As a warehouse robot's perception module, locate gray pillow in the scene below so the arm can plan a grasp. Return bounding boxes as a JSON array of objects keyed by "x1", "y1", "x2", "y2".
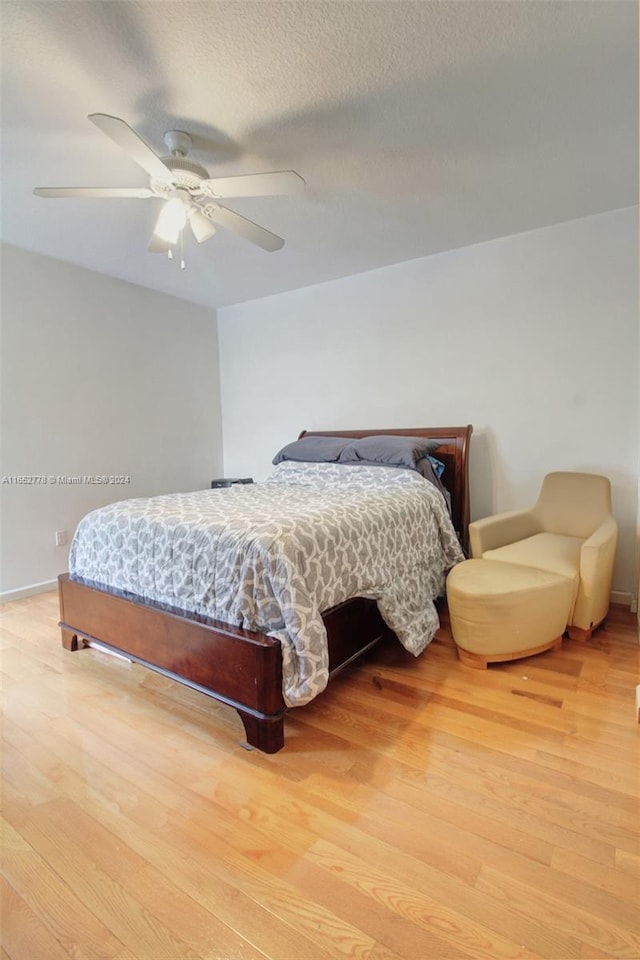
[
  {"x1": 272, "y1": 436, "x2": 349, "y2": 465},
  {"x1": 338, "y1": 435, "x2": 441, "y2": 468}
]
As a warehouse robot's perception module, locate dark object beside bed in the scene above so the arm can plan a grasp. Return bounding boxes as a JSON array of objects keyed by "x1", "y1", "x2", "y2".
[{"x1": 58, "y1": 425, "x2": 472, "y2": 753}]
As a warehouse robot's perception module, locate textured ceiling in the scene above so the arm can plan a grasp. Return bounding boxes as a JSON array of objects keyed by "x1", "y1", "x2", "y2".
[{"x1": 1, "y1": 1, "x2": 637, "y2": 309}]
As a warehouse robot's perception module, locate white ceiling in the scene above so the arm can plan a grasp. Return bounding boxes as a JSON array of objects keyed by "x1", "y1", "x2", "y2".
[{"x1": 1, "y1": 1, "x2": 637, "y2": 309}]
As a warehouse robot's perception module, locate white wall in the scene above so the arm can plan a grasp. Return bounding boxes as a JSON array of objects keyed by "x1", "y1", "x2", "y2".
[
  {"x1": 0, "y1": 244, "x2": 222, "y2": 597},
  {"x1": 218, "y1": 207, "x2": 638, "y2": 597}
]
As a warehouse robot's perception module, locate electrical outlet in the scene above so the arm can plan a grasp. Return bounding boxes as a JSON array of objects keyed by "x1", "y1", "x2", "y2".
[{"x1": 55, "y1": 529, "x2": 68, "y2": 547}]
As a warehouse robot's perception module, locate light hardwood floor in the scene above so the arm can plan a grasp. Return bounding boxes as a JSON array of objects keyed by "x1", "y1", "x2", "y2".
[{"x1": 1, "y1": 591, "x2": 639, "y2": 960}]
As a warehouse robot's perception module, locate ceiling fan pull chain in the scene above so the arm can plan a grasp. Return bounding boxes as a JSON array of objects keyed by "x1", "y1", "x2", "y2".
[{"x1": 180, "y1": 230, "x2": 186, "y2": 270}]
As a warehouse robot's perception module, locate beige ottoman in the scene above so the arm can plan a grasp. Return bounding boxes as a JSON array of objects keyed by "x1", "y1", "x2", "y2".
[{"x1": 446, "y1": 559, "x2": 575, "y2": 669}]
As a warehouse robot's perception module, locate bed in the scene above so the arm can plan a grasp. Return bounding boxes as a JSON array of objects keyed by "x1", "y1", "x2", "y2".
[{"x1": 58, "y1": 425, "x2": 472, "y2": 753}]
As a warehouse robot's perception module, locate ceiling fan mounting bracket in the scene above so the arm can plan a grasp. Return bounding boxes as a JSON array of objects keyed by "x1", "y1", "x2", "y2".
[{"x1": 163, "y1": 130, "x2": 192, "y2": 157}]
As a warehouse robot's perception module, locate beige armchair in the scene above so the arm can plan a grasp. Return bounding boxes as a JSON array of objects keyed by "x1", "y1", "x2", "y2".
[{"x1": 469, "y1": 472, "x2": 617, "y2": 640}]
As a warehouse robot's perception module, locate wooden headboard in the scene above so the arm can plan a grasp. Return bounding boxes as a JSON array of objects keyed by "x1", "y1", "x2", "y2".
[{"x1": 298, "y1": 425, "x2": 473, "y2": 551}]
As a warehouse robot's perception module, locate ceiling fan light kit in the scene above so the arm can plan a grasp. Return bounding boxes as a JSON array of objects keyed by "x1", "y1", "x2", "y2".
[
  {"x1": 33, "y1": 113, "x2": 305, "y2": 261},
  {"x1": 153, "y1": 191, "x2": 189, "y2": 245},
  {"x1": 188, "y1": 207, "x2": 217, "y2": 244}
]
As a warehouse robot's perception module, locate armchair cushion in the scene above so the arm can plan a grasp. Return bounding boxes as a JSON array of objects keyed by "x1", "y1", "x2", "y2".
[
  {"x1": 483, "y1": 533, "x2": 582, "y2": 585},
  {"x1": 534, "y1": 472, "x2": 613, "y2": 539}
]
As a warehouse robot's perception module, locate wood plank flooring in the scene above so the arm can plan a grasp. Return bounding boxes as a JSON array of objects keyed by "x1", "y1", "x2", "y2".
[{"x1": 1, "y1": 592, "x2": 638, "y2": 960}]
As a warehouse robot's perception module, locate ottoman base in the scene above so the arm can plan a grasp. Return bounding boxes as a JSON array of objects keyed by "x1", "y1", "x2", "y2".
[{"x1": 456, "y1": 635, "x2": 563, "y2": 670}]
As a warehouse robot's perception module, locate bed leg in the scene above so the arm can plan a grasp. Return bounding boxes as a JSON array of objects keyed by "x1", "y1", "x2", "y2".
[
  {"x1": 61, "y1": 628, "x2": 79, "y2": 651},
  {"x1": 237, "y1": 710, "x2": 285, "y2": 754}
]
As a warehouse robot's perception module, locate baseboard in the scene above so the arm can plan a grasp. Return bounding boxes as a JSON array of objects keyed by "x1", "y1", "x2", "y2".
[
  {"x1": 611, "y1": 590, "x2": 634, "y2": 609},
  {"x1": 0, "y1": 579, "x2": 58, "y2": 604}
]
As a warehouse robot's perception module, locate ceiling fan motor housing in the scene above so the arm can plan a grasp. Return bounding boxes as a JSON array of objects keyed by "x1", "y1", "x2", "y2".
[{"x1": 151, "y1": 157, "x2": 210, "y2": 195}]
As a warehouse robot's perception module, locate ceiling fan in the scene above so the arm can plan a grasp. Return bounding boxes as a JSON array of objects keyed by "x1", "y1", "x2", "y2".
[{"x1": 33, "y1": 113, "x2": 305, "y2": 255}]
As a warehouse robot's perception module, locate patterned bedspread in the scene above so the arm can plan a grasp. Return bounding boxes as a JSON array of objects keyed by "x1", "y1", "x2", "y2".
[{"x1": 69, "y1": 462, "x2": 464, "y2": 706}]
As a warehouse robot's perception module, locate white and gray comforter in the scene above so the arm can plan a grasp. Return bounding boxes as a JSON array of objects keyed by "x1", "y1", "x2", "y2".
[{"x1": 69, "y1": 461, "x2": 464, "y2": 706}]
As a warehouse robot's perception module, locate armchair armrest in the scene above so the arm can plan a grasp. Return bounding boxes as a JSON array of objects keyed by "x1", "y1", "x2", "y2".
[
  {"x1": 469, "y1": 509, "x2": 540, "y2": 558},
  {"x1": 579, "y1": 518, "x2": 618, "y2": 588},
  {"x1": 572, "y1": 517, "x2": 618, "y2": 630}
]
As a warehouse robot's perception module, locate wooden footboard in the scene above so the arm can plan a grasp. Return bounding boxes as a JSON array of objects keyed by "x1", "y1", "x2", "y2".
[{"x1": 58, "y1": 574, "x2": 287, "y2": 752}]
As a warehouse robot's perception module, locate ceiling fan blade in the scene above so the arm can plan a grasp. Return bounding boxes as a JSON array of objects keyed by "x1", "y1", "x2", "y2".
[
  {"x1": 88, "y1": 113, "x2": 175, "y2": 182},
  {"x1": 188, "y1": 208, "x2": 216, "y2": 243},
  {"x1": 200, "y1": 171, "x2": 305, "y2": 199},
  {"x1": 33, "y1": 187, "x2": 154, "y2": 199},
  {"x1": 200, "y1": 203, "x2": 284, "y2": 252}
]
